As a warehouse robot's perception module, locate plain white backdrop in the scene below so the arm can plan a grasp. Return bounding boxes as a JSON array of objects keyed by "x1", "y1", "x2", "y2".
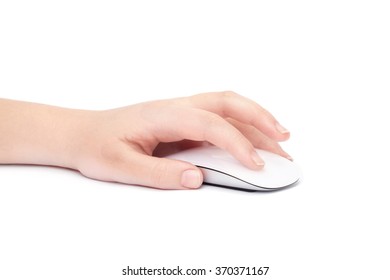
[{"x1": 1, "y1": 1, "x2": 389, "y2": 279}]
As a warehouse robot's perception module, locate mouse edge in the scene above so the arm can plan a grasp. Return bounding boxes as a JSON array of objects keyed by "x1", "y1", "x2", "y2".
[{"x1": 198, "y1": 166, "x2": 300, "y2": 191}]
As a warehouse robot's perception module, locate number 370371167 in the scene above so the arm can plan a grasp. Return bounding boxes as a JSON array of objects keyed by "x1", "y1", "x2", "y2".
[{"x1": 215, "y1": 267, "x2": 269, "y2": 276}]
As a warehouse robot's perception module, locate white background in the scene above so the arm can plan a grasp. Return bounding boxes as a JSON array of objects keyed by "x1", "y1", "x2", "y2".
[{"x1": 1, "y1": 1, "x2": 389, "y2": 279}]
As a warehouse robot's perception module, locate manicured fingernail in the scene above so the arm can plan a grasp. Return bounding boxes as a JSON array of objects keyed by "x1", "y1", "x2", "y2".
[
  {"x1": 181, "y1": 170, "x2": 202, "y2": 189},
  {"x1": 276, "y1": 122, "x2": 289, "y2": 134},
  {"x1": 251, "y1": 151, "x2": 265, "y2": 166}
]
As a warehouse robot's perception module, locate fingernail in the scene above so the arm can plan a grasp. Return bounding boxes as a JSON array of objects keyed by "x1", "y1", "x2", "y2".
[
  {"x1": 181, "y1": 170, "x2": 202, "y2": 189},
  {"x1": 276, "y1": 122, "x2": 289, "y2": 134},
  {"x1": 251, "y1": 151, "x2": 265, "y2": 166}
]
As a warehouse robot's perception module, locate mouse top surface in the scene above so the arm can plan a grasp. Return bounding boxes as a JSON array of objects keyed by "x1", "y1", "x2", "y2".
[{"x1": 165, "y1": 145, "x2": 300, "y2": 191}]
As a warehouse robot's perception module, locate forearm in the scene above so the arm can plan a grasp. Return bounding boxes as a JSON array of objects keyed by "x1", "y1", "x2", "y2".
[{"x1": 0, "y1": 98, "x2": 87, "y2": 168}]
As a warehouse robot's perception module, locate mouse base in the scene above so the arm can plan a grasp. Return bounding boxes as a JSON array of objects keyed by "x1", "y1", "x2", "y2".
[{"x1": 203, "y1": 179, "x2": 300, "y2": 192}]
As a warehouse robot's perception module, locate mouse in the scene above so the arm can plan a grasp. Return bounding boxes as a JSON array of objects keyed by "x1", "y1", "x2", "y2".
[{"x1": 165, "y1": 145, "x2": 300, "y2": 191}]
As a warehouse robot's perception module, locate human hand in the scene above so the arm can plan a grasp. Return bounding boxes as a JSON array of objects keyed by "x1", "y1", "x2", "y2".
[{"x1": 72, "y1": 91, "x2": 291, "y2": 190}]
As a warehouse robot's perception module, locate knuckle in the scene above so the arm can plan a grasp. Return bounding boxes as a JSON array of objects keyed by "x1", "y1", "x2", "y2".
[
  {"x1": 202, "y1": 114, "x2": 224, "y2": 138},
  {"x1": 216, "y1": 91, "x2": 239, "y2": 116},
  {"x1": 218, "y1": 90, "x2": 237, "y2": 98},
  {"x1": 230, "y1": 131, "x2": 248, "y2": 148},
  {"x1": 205, "y1": 114, "x2": 223, "y2": 126}
]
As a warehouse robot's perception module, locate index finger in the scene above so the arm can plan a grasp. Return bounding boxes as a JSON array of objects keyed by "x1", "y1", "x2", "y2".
[
  {"x1": 143, "y1": 105, "x2": 265, "y2": 170},
  {"x1": 183, "y1": 91, "x2": 290, "y2": 141}
]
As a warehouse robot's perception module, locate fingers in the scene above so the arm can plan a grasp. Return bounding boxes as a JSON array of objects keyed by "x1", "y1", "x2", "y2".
[
  {"x1": 145, "y1": 106, "x2": 265, "y2": 169},
  {"x1": 185, "y1": 91, "x2": 290, "y2": 142},
  {"x1": 226, "y1": 118, "x2": 293, "y2": 160}
]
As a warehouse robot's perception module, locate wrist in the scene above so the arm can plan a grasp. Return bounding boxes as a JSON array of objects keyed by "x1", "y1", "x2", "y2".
[
  {"x1": 0, "y1": 99, "x2": 93, "y2": 169},
  {"x1": 48, "y1": 108, "x2": 94, "y2": 170}
]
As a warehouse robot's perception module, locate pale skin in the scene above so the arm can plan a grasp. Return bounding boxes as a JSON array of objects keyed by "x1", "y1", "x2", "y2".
[{"x1": 0, "y1": 91, "x2": 291, "y2": 190}]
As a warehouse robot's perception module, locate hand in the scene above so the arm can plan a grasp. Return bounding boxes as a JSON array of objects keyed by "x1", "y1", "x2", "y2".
[
  {"x1": 73, "y1": 91, "x2": 291, "y2": 189},
  {"x1": 0, "y1": 91, "x2": 291, "y2": 190}
]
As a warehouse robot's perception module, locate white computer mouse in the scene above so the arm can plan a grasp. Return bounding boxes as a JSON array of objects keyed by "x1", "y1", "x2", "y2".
[{"x1": 165, "y1": 145, "x2": 300, "y2": 191}]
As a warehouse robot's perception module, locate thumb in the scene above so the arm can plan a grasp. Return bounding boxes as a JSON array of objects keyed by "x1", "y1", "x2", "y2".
[{"x1": 124, "y1": 153, "x2": 203, "y2": 190}]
